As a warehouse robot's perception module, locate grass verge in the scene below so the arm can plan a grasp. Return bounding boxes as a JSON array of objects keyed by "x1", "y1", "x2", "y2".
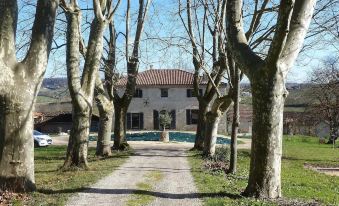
[
  {"x1": 188, "y1": 136, "x2": 339, "y2": 206},
  {"x1": 11, "y1": 146, "x2": 131, "y2": 206},
  {"x1": 126, "y1": 171, "x2": 164, "y2": 206}
]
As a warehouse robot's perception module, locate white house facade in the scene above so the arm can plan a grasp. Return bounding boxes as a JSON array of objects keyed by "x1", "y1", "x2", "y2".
[{"x1": 114, "y1": 69, "x2": 228, "y2": 133}]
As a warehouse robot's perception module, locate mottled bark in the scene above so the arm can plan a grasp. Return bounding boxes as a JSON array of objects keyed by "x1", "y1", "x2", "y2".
[
  {"x1": 0, "y1": 0, "x2": 58, "y2": 191},
  {"x1": 0, "y1": 92, "x2": 35, "y2": 192},
  {"x1": 243, "y1": 73, "x2": 286, "y2": 198},
  {"x1": 113, "y1": 105, "x2": 128, "y2": 150},
  {"x1": 95, "y1": 87, "x2": 113, "y2": 156},
  {"x1": 62, "y1": 108, "x2": 91, "y2": 169},
  {"x1": 203, "y1": 96, "x2": 233, "y2": 156},
  {"x1": 194, "y1": 102, "x2": 208, "y2": 150},
  {"x1": 203, "y1": 111, "x2": 221, "y2": 156}
]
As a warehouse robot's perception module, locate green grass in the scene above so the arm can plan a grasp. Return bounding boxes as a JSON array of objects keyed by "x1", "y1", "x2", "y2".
[
  {"x1": 22, "y1": 146, "x2": 131, "y2": 206},
  {"x1": 36, "y1": 95, "x2": 59, "y2": 103},
  {"x1": 126, "y1": 171, "x2": 164, "y2": 206},
  {"x1": 188, "y1": 136, "x2": 339, "y2": 206}
]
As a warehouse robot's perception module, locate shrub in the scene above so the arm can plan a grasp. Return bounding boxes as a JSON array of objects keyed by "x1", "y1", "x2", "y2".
[
  {"x1": 203, "y1": 146, "x2": 231, "y2": 174},
  {"x1": 159, "y1": 111, "x2": 172, "y2": 130}
]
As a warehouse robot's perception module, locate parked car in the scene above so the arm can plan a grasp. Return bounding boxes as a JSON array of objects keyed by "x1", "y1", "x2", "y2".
[{"x1": 33, "y1": 130, "x2": 53, "y2": 147}]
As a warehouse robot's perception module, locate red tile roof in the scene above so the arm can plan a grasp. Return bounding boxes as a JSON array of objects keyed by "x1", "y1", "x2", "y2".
[{"x1": 116, "y1": 69, "x2": 205, "y2": 86}]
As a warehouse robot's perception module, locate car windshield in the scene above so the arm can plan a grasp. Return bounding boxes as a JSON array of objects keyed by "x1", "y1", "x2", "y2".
[{"x1": 33, "y1": 130, "x2": 43, "y2": 135}]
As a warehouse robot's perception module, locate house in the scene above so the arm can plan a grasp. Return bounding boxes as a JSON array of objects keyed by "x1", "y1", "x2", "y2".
[
  {"x1": 226, "y1": 105, "x2": 253, "y2": 134},
  {"x1": 115, "y1": 69, "x2": 228, "y2": 133},
  {"x1": 283, "y1": 111, "x2": 333, "y2": 137}
]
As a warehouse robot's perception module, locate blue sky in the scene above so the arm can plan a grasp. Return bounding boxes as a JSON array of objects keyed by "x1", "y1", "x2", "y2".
[{"x1": 16, "y1": 0, "x2": 339, "y2": 83}]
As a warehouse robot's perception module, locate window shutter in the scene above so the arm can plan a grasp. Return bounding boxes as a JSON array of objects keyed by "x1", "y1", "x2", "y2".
[
  {"x1": 186, "y1": 110, "x2": 191, "y2": 125},
  {"x1": 140, "y1": 113, "x2": 144, "y2": 129},
  {"x1": 187, "y1": 89, "x2": 191, "y2": 97},
  {"x1": 140, "y1": 89, "x2": 143, "y2": 98},
  {"x1": 153, "y1": 110, "x2": 159, "y2": 130},
  {"x1": 171, "y1": 110, "x2": 176, "y2": 129},
  {"x1": 199, "y1": 89, "x2": 203, "y2": 96},
  {"x1": 126, "y1": 113, "x2": 131, "y2": 129}
]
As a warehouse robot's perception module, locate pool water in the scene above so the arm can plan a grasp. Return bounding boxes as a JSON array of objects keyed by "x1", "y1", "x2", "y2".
[{"x1": 90, "y1": 132, "x2": 230, "y2": 144}]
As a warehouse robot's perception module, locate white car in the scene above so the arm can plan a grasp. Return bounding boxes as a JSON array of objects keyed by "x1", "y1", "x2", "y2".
[{"x1": 33, "y1": 130, "x2": 53, "y2": 147}]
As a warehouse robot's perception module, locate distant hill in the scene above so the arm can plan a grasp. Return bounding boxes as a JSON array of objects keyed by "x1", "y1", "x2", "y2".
[{"x1": 42, "y1": 78, "x2": 68, "y2": 90}]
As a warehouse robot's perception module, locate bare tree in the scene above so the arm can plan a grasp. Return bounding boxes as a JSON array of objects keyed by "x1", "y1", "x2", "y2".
[
  {"x1": 112, "y1": 0, "x2": 151, "y2": 150},
  {"x1": 226, "y1": 0, "x2": 316, "y2": 199},
  {"x1": 0, "y1": 0, "x2": 59, "y2": 191},
  {"x1": 179, "y1": 0, "x2": 233, "y2": 152},
  {"x1": 95, "y1": 22, "x2": 117, "y2": 156},
  {"x1": 308, "y1": 56, "x2": 339, "y2": 144},
  {"x1": 60, "y1": 0, "x2": 119, "y2": 170}
]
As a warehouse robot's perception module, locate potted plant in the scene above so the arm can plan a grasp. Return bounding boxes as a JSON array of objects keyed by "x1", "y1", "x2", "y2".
[{"x1": 159, "y1": 111, "x2": 172, "y2": 142}]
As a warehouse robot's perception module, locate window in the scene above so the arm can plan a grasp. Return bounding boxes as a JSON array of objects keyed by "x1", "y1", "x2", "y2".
[
  {"x1": 133, "y1": 88, "x2": 143, "y2": 98},
  {"x1": 126, "y1": 113, "x2": 144, "y2": 129},
  {"x1": 161, "y1": 88, "x2": 168, "y2": 97},
  {"x1": 187, "y1": 89, "x2": 203, "y2": 97},
  {"x1": 186, "y1": 109, "x2": 199, "y2": 125}
]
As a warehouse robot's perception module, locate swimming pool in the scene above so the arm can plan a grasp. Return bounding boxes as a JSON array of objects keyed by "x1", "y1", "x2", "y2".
[{"x1": 89, "y1": 132, "x2": 230, "y2": 144}]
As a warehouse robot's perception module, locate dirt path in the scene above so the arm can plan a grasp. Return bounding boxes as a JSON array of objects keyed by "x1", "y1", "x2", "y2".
[{"x1": 66, "y1": 142, "x2": 202, "y2": 206}]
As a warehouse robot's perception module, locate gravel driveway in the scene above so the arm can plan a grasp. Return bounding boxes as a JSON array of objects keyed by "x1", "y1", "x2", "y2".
[{"x1": 66, "y1": 142, "x2": 202, "y2": 206}]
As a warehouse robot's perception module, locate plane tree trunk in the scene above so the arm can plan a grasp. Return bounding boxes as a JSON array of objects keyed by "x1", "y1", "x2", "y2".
[
  {"x1": 194, "y1": 102, "x2": 209, "y2": 150},
  {"x1": 0, "y1": 0, "x2": 58, "y2": 192},
  {"x1": 243, "y1": 71, "x2": 287, "y2": 198},
  {"x1": 95, "y1": 22, "x2": 117, "y2": 156},
  {"x1": 113, "y1": 96, "x2": 131, "y2": 150},
  {"x1": 96, "y1": 97, "x2": 113, "y2": 156},
  {"x1": 61, "y1": 1, "x2": 108, "y2": 170},
  {"x1": 203, "y1": 95, "x2": 233, "y2": 157},
  {"x1": 226, "y1": 0, "x2": 316, "y2": 198}
]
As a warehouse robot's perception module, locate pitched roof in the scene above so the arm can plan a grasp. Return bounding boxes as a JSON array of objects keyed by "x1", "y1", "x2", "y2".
[{"x1": 116, "y1": 69, "x2": 205, "y2": 86}]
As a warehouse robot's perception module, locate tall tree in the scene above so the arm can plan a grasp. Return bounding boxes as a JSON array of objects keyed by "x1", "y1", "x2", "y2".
[
  {"x1": 112, "y1": 0, "x2": 151, "y2": 150},
  {"x1": 60, "y1": 0, "x2": 119, "y2": 170},
  {"x1": 226, "y1": 0, "x2": 316, "y2": 198},
  {"x1": 308, "y1": 56, "x2": 339, "y2": 144},
  {"x1": 228, "y1": 62, "x2": 240, "y2": 174},
  {"x1": 95, "y1": 22, "x2": 117, "y2": 156},
  {"x1": 0, "y1": 0, "x2": 59, "y2": 191},
  {"x1": 179, "y1": 0, "x2": 233, "y2": 152}
]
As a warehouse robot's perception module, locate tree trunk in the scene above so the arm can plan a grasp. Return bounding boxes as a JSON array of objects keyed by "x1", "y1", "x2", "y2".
[
  {"x1": 0, "y1": 0, "x2": 58, "y2": 191},
  {"x1": 194, "y1": 102, "x2": 208, "y2": 150},
  {"x1": 113, "y1": 105, "x2": 129, "y2": 150},
  {"x1": 0, "y1": 93, "x2": 36, "y2": 192},
  {"x1": 96, "y1": 103, "x2": 113, "y2": 156},
  {"x1": 62, "y1": 7, "x2": 107, "y2": 169},
  {"x1": 203, "y1": 111, "x2": 221, "y2": 156},
  {"x1": 229, "y1": 68, "x2": 240, "y2": 174},
  {"x1": 243, "y1": 74, "x2": 286, "y2": 198},
  {"x1": 62, "y1": 107, "x2": 91, "y2": 170}
]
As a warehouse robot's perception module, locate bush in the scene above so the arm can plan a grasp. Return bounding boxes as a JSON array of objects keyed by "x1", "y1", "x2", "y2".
[
  {"x1": 159, "y1": 111, "x2": 172, "y2": 130},
  {"x1": 203, "y1": 146, "x2": 230, "y2": 174}
]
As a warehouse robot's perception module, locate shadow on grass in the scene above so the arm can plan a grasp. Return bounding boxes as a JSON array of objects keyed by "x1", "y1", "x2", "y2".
[{"x1": 38, "y1": 188, "x2": 242, "y2": 200}]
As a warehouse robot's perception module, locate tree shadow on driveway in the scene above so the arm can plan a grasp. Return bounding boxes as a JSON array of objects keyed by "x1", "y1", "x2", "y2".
[{"x1": 38, "y1": 187, "x2": 242, "y2": 200}]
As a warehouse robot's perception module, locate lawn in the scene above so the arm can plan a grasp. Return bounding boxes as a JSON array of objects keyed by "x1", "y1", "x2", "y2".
[
  {"x1": 188, "y1": 136, "x2": 339, "y2": 206},
  {"x1": 10, "y1": 146, "x2": 131, "y2": 206}
]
